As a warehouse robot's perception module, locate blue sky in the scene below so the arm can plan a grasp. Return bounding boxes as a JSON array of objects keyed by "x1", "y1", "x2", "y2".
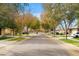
[{"x1": 28, "y1": 3, "x2": 43, "y2": 19}]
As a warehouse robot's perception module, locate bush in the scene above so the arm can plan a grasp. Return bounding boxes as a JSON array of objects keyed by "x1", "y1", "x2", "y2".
[
  {"x1": 56, "y1": 32, "x2": 59, "y2": 35},
  {"x1": 59, "y1": 33, "x2": 64, "y2": 35}
]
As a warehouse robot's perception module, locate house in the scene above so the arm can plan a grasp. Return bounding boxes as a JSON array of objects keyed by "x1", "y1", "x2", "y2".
[
  {"x1": 56, "y1": 26, "x2": 79, "y2": 35},
  {"x1": 68, "y1": 27, "x2": 79, "y2": 34},
  {"x1": 1, "y1": 28, "x2": 14, "y2": 35}
]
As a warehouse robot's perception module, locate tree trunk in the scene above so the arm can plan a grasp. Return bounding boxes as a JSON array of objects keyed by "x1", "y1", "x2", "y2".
[
  {"x1": 53, "y1": 27, "x2": 56, "y2": 37},
  {"x1": 65, "y1": 28, "x2": 67, "y2": 40},
  {"x1": 15, "y1": 29, "x2": 17, "y2": 35},
  {"x1": 27, "y1": 27, "x2": 29, "y2": 34},
  {"x1": 12, "y1": 29, "x2": 15, "y2": 36},
  {"x1": 64, "y1": 19, "x2": 68, "y2": 40},
  {"x1": 60, "y1": 23, "x2": 65, "y2": 32},
  {"x1": 0, "y1": 28, "x2": 1, "y2": 35}
]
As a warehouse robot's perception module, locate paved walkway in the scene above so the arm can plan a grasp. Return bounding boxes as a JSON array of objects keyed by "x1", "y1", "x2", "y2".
[{"x1": 0, "y1": 33, "x2": 79, "y2": 56}]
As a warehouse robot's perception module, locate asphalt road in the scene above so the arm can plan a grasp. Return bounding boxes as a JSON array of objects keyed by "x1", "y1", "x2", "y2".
[{"x1": 0, "y1": 33, "x2": 79, "y2": 56}]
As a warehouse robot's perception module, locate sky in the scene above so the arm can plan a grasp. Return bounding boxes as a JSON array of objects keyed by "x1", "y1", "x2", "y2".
[{"x1": 27, "y1": 3, "x2": 43, "y2": 19}]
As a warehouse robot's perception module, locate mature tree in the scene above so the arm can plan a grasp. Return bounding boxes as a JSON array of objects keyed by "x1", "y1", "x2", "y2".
[
  {"x1": 41, "y1": 12, "x2": 51, "y2": 32},
  {"x1": 0, "y1": 4, "x2": 18, "y2": 35},
  {"x1": 43, "y1": 3, "x2": 79, "y2": 39},
  {"x1": 42, "y1": 4, "x2": 62, "y2": 36},
  {"x1": 31, "y1": 16, "x2": 40, "y2": 33},
  {"x1": 14, "y1": 3, "x2": 31, "y2": 35},
  {"x1": 21, "y1": 12, "x2": 34, "y2": 34}
]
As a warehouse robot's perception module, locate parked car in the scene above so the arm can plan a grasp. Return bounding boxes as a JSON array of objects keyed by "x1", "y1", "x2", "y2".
[{"x1": 71, "y1": 32, "x2": 79, "y2": 38}]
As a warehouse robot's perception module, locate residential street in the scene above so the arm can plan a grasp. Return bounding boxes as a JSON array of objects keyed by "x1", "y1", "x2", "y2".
[{"x1": 0, "y1": 33, "x2": 79, "y2": 56}]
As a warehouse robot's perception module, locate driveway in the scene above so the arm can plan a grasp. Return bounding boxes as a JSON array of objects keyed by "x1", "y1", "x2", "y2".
[{"x1": 0, "y1": 33, "x2": 79, "y2": 56}]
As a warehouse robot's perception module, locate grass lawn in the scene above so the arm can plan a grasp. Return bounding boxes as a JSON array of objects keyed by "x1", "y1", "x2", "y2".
[
  {"x1": 74, "y1": 38, "x2": 79, "y2": 40},
  {"x1": 8, "y1": 37, "x2": 30, "y2": 42},
  {"x1": 8, "y1": 37, "x2": 25, "y2": 41},
  {"x1": 0, "y1": 35, "x2": 30, "y2": 42},
  {"x1": 61, "y1": 39, "x2": 79, "y2": 47},
  {"x1": 0, "y1": 36, "x2": 13, "y2": 40}
]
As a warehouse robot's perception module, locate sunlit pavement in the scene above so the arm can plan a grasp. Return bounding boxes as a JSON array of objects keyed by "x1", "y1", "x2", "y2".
[{"x1": 0, "y1": 33, "x2": 79, "y2": 56}]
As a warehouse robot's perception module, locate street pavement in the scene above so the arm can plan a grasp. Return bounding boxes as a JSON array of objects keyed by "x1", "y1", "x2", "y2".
[{"x1": 0, "y1": 33, "x2": 79, "y2": 56}]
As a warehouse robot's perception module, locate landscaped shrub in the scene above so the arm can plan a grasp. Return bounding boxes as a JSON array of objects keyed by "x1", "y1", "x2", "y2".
[{"x1": 56, "y1": 32, "x2": 59, "y2": 35}]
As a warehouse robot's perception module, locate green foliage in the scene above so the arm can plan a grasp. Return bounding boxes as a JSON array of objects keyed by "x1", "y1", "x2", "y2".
[
  {"x1": 42, "y1": 22, "x2": 50, "y2": 30},
  {"x1": 0, "y1": 3, "x2": 41, "y2": 35},
  {"x1": 43, "y1": 4, "x2": 79, "y2": 29},
  {"x1": 31, "y1": 19, "x2": 40, "y2": 30},
  {"x1": 0, "y1": 4, "x2": 18, "y2": 29}
]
